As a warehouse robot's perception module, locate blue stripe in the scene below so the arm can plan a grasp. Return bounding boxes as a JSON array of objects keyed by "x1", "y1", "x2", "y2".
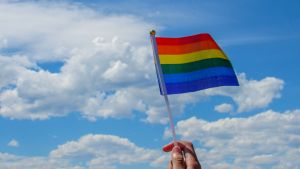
[
  {"x1": 163, "y1": 67, "x2": 236, "y2": 83},
  {"x1": 165, "y1": 76, "x2": 239, "y2": 95}
]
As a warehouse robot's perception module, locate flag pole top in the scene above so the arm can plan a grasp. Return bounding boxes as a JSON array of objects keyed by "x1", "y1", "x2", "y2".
[{"x1": 150, "y1": 30, "x2": 156, "y2": 36}]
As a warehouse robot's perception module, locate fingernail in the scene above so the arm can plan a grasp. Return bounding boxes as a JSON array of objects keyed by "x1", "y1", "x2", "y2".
[{"x1": 162, "y1": 143, "x2": 174, "y2": 152}]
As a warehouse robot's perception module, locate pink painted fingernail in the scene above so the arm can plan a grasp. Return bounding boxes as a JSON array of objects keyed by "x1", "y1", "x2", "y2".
[{"x1": 162, "y1": 143, "x2": 174, "y2": 152}]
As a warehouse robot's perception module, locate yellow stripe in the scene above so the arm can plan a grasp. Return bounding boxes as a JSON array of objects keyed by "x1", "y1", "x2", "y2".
[{"x1": 159, "y1": 49, "x2": 228, "y2": 64}]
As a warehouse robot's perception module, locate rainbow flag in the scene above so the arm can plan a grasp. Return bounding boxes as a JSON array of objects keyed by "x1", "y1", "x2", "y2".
[{"x1": 154, "y1": 33, "x2": 239, "y2": 95}]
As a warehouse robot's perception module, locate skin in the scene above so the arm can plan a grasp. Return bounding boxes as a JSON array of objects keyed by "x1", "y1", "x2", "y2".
[{"x1": 163, "y1": 141, "x2": 201, "y2": 169}]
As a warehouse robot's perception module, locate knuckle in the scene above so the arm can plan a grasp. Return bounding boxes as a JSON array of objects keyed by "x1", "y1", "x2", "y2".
[{"x1": 172, "y1": 153, "x2": 184, "y2": 161}]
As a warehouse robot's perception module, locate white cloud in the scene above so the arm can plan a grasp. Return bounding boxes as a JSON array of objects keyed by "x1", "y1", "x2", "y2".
[
  {"x1": 144, "y1": 107, "x2": 169, "y2": 124},
  {"x1": 0, "y1": 1, "x2": 285, "y2": 123},
  {"x1": 0, "y1": 1, "x2": 151, "y2": 61},
  {"x1": 102, "y1": 60, "x2": 128, "y2": 82},
  {"x1": 165, "y1": 109, "x2": 300, "y2": 169},
  {"x1": 214, "y1": 103, "x2": 233, "y2": 113},
  {"x1": 7, "y1": 139, "x2": 19, "y2": 147},
  {"x1": 50, "y1": 134, "x2": 161, "y2": 168},
  {"x1": 0, "y1": 152, "x2": 86, "y2": 169},
  {"x1": 2, "y1": 109, "x2": 300, "y2": 169},
  {"x1": 0, "y1": 55, "x2": 36, "y2": 88},
  {"x1": 0, "y1": 1, "x2": 159, "y2": 121},
  {"x1": 0, "y1": 134, "x2": 164, "y2": 169},
  {"x1": 0, "y1": 38, "x2": 8, "y2": 49},
  {"x1": 205, "y1": 73, "x2": 284, "y2": 113}
]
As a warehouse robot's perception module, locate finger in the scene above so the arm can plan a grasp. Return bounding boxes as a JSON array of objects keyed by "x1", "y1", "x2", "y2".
[
  {"x1": 171, "y1": 146, "x2": 185, "y2": 169},
  {"x1": 163, "y1": 141, "x2": 186, "y2": 152},
  {"x1": 168, "y1": 160, "x2": 172, "y2": 169},
  {"x1": 182, "y1": 142, "x2": 201, "y2": 169}
]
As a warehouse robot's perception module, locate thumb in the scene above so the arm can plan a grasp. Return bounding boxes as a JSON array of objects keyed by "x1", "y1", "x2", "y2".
[{"x1": 171, "y1": 146, "x2": 185, "y2": 169}]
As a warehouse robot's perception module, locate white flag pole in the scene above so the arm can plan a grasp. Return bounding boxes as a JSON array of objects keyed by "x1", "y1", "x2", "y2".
[{"x1": 150, "y1": 30, "x2": 177, "y2": 143}]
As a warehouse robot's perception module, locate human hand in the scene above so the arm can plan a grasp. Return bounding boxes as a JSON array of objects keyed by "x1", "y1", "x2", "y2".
[{"x1": 163, "y1": 141, "x2": 201, "y2": 169}]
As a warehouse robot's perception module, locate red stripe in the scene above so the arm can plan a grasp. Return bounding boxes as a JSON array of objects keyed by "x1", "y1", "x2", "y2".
[
  {"x1": 157, "y1": 40, "x2": 221, "y2": 55},
  {"x1": 156, "y1": 33, "x2": 214, "y2": 45}
]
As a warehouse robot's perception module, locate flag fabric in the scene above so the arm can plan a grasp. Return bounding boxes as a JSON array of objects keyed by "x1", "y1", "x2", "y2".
[{"x1": 155, "y1": 33, "x2": 239, "y2": 95}]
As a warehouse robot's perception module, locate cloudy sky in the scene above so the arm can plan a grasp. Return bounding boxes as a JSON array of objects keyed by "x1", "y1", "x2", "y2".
[{"x1": 0, "y1": 0, "x2": 299, "y2": 168}]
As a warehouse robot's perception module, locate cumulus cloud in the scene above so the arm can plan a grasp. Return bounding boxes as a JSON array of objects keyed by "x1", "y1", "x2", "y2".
[
  {"x1": 7, "y1": 139, "x2": 19, "y2": 147},
  {"x1": 206, "y1": 73, "x2": 284, "y2": 113},
  {"x1": 0, "y1": 134, "x2": 164, "y2": 169},
  {"x1": 0, "y1": 153, "x2": 76, "y2": 169},
  {"x1": 3, "y1": 110, "x2": 299, "y2": 169},
  {"x1": 0, "y1": 1, "x2": 158, "y2": 121},
  {"x1": 0, "y1": 55, "x2": 36, "y2": 88},
  {"x1": 50, "y1": 134, "x2": 161, "y2": 168},
  {"x1": 0, "y1": 38, "x2": 8, "y2": 49},
  {"x1": 0, "y1": 1, "x2": 151, "y2": 61},
  {"x1": 214, "y1": 103, "x2": 233, "y2": 113},
  {"x1": 165, "y1": 109, "x2": 300, "y2": 169},
  {"x1": 0, "y1": 1, "x2": 285, "y2": 123}
]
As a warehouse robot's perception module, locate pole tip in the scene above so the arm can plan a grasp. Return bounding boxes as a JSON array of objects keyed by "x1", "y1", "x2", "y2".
[{"x1": 150, "y1": 30, "x2": 156, "y2": 35}]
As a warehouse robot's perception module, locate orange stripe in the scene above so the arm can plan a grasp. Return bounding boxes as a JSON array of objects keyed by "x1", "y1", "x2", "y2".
[{"x1": 157, "y1": 40, "x2": 221, "y2": 55}]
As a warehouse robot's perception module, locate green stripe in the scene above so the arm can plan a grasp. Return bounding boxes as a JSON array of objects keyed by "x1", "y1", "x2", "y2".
[{"x1": 161, "y1": 58, "x2": 233, "y2": 74}]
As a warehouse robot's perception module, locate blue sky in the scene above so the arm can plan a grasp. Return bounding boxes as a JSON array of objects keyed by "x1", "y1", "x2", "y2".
[{"x1": 0, "y1": 0, "x2": 299, "y2": 169}]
